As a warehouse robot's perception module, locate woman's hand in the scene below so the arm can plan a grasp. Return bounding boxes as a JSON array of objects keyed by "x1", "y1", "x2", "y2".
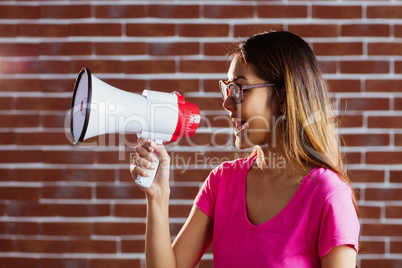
[{"x1": 130, "y1": 138, "x2": 171, "y2": 197}]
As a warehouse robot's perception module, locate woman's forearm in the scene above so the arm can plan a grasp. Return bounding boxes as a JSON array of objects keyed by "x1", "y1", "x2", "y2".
[{"x1": 145, "y1": 191, "x2": 176, "y2": 268}]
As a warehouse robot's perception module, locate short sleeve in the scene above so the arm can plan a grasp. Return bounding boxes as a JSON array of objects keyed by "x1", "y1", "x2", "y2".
[
  {"x1": 318, "y1": 188, "x2": 360, "y2": 258},
  {"x1": 194, "y1": 166, "x2": 221, "y2": 220}
]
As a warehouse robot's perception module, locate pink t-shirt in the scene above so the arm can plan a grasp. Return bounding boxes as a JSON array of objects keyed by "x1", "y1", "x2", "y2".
[{"x1": 194, "y1": 154, "x2": 360, "y2": 268}]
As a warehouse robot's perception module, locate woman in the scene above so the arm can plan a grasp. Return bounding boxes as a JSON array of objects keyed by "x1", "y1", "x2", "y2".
[{"x1": 130, "y1": 31, "x2": 360, "y2": 268}]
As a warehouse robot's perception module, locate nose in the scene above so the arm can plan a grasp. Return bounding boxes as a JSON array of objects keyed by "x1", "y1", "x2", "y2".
[{"x1": 222, "y1": 95, "x2": 236, "y2": 113}]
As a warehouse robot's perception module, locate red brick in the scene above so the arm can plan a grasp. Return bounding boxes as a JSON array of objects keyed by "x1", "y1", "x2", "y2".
[
  {"x1": 317, "y1": 60, "x2": 337, "y2": 74},
  {"x1": 178, "y1": 132, "x2": 231, "y2": 148},
  {"x1": 358, "y1": 206, "x2": 381, "y2": 219},
  {"x1": 0, "y1": 150, "x2": 43, "y2": 163},
  {"x1": 15, "y1": 239, "x2": 65, "y2": 253},
  {"x1": 234, "y1": 24, "x2": 283, "y2": 38},
  {"x1": 126, "y1": 23, "x2": 175, "y2": 37},
  {"x1": 170, "y1": 186, "x2": 200, "y2": 199},
  {"x1": 150, "y1": 4, "x2": 200, "y2": 18},
  {"x1": 366, "y1": 79, "x2": 402, "y2": 92},
  {"x1": 91, "y1": 259, "x2": 141, "y2": 268},
  {"x1": 71, "y1": 23, "x2": 121, "y2": 36},
  {"x1": 367, "y1": 6, "x2": 402, "y2": 18},
  {"x1": 114, "y1": 204, "x2": 146, "y2": 218},
  {"x1": 348, "y1": 169, "x2": 384, "y2": 183},
  {"x1": 149, "y1": 42, "x2": 199, "y2": 56},
  {"x1": 39, "y1": 258, "x2": 89, "y2": 268},
  {"x1": 7, "y1": 202, "x2": 58, "y2": 217},
  {"x1": 366, "y1": 188, "x2": 402, "y2": 201},
  {"x1": 93, "y1": 222, "x2": 145, "y2": 236},
  {"x1": 0, "y1": 97, "x2": 13, "y2": 110},
  {"x1": 180, "y1": 60, "x2": 229, "y2": 74},
  {"x1": 95, "y1": 42, "x2": 146, "y2": 55},
  {"x1": 369, "y1": 42, "x2": 402, "y2": 56},
  {"x1": 343, "y1": 152, "x2": 361, "y2": 165},
  {"x1": 360, "y1": 241, "x2": 385, "y2": 254},
  {"x1": 170, "y1": 204, "x2": 193, "y2": 218},
  {"x1": 362, "y1": 223, "x2": 402, "y2": 236},
  {"x1": 41, "y1": 222, "x2": 92, "y2": 236},
  {"x1": 0, "y1": 258, "x2": 37, "y2": 268},
  {"x1": 327, "y1": 79, "x2": 361, "y2": 93},
  {"x1": 96, "y1": 185, "x2": 143, "y2": 199},
  {"x1": 366, "y1": 152, "x2": 402, "y2": 165},
  {"x1": 19, "y1": 24, "x2": 68, "y2": 37},
  {"x1": 0, "y1": 132, "x2": 14, "y2": 145},
  {"x1": 16, "y1": 97, "x2": 70, "y2": 111},
  {"x1": 289, "y1": 24, "x2": 338, "y2": 38},
  {"x1": 149, "y1": 79, "x2": 199, "y2": 93},
  {"x1": 95, "y1": 5, "x2": 146, "y2": 18},
  {"x1": 0, "y1": 221, "x2": 38, "y2": 235},
  {"x1": 40, "y1": 5, "x2": 91, "y2": 19},
  {"x1": 121, "y1": 239, "x2": 144, "y2": 253},
  {"x1": 391, "y1": 241, "x2": 402, "y2": 253},
  {"x1": 0, "y1": 60, "x2": 70, "y2": 74},
  {"x1": 59, "y1": 204, "x2": 110, "y2": 217},
  {"x1": 204, "y1": 42, "x2": 238, "y2": 56},
  {"x1": 396, "y1": 25, "x2": 402, "y2": 37},
  {"x1": 338, "y1": 114, "x2": 360, "y2": 129},
  {"x1": 0, "y1": 24, "x2": 17, "y2": 37},
  {"x1": 313, "y1": 42, "x2": 362, "y2": 56},
  {"x1": 391, "y1": 171, "x2": 402, "y2": 183},
  {"x1": 125, "y1": 60, "x2": 176, "y2": 74},
  {"x1": 179, "y1": 24, "x2": 229, "y2": 37},
  {"x1": 340, "y1": 98, "x2": 389, "y2": 111},
  {"x1": 205, "y1": 5, "x2": 253, "y2": 18},
  {"x1": 41, "y1": 42, "x2": 92, "y2": 56},
  {"x1": 0, "y1": 43, "x2": 39, "y2": 57},
  {"x1": 396, "y1": 134, "x2": 402, "y2": 146},
  {"x1": 312, "y1": 5, "x2": 361, "y2": 19},
  {"x1": 341, "y1": 61, "x2": 389, "y2": 74},
  {"x1": 342, "y1": 24, "x2": 390, "y2": 37},
  {"x1": 0, "y1": 114, "x2": 40, "y2": 127},
  {"x1": 67, "y1": 239, "x2": 116, "y2": 253},
  {"x1": 0, "y1": 187, "x2": 40, "y2": 200},
  {"x1": 42, "y1": 186, "x2": 92, "y2": 199},
  {"x1": 72, "y1": 60, "x2": 123, "y2": 74},
  {"x1": 44, "y1": 150, "x2": 95, "y2": 164},
  {"x1": 43, "y1": 114, "x2": 67, "y2": 128},
  {"x1": 396, "y1": 61, "x2": 402, "y2": 73},
  {"x1": 0, "y1": 5, "x2": 39, "y2": 19},
  {"x1": 0, "y1": 239, "x2": 13, "y2": 251},
  {"x1": 0, "y1": 78, "x2": 40, "y2": 92},
  {"x1": 16, "y1": 132, "x2": 68, "y2": 146},
  {"x1": 66, "y1": 169, "x2": 115, "y2": 182},
  {"x1": 259, "y1": 5, "x2": 307, "y2": 18},
  {"x1": 368, "y1": 116, "x2": 402, "y2": 128},
  {"x1": 386, "y1": 206, "x2": 402, "y2": 219},
  {"x1": 14, "y1": 169, "x2": 63, "y2": 182}
]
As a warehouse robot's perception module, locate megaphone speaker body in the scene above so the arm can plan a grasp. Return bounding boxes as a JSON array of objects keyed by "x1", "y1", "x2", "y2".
[{"x1": 70, "y1": 68, "x2": 200, "y2": 188}]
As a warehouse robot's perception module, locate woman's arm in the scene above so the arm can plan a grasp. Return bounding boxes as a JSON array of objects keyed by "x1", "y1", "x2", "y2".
[
  {"x1": 131, "y1": 139, "x2": 213, "y2": 268},
  {"x1": 321, "y1": 245, "x2": 357, "y2": 268}
]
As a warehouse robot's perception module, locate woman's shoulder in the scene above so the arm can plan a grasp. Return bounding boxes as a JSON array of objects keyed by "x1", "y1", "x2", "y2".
[{"x1": 307, "y1": 166, "x2": 352, "y2": 197}]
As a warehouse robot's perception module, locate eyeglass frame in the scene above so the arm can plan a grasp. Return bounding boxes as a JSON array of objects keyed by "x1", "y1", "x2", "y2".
[{"x1": 219, "y1": 80, "x2": 277, "y2": 104}]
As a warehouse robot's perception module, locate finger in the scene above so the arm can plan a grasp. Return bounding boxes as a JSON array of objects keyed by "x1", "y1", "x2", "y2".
[
  {"x1": 137, "y1": 138, "x2": 154, "y2": 153},
  {"x1": 130, "y1": 163, "x2": 152, "y2": 178},
  {"x1": 134, "y1": 143, "x2": 157, "y2": 163}
]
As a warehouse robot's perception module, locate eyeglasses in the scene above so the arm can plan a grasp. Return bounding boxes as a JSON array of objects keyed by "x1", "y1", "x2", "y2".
[{"x1": 219, "y1": 80, "x2": 276, "y2": 104}]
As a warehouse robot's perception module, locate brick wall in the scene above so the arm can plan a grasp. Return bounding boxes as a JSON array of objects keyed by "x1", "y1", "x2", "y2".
[{"x1": 0, "y1": 1, "x2": 401, "y2": 267}]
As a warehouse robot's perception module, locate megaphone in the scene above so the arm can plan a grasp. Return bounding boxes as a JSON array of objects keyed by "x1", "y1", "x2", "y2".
[{"x1": 69, "y1": 67, "x2": 201, "y2": 188}]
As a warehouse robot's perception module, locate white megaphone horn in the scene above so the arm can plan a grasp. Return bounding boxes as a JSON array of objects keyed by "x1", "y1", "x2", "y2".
[{"x1": 69, "y1": 67, "x2": 201, "y2": 188}]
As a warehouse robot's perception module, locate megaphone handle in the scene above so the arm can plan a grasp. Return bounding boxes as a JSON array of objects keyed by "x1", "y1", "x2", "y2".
[{"x1": 135, "y1": 151, "x2": 160, "y2": 189}]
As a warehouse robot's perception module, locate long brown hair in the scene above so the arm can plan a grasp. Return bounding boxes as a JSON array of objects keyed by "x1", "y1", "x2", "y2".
[{"x1": 233, "y1": 31, "x2": 358, "y2": 215}]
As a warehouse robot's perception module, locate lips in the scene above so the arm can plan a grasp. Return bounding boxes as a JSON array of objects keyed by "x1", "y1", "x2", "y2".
[{"x1": 232, "y1": 118, "x2": 249, "y2": 135}]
